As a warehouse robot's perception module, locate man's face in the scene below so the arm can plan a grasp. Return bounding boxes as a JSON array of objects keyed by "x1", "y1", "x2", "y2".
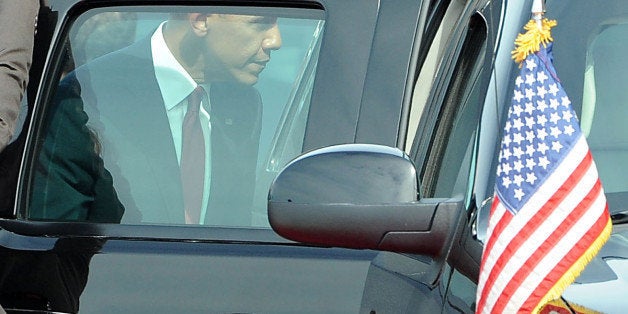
[{"x1": 203, "y1": 14, "x2": 282, "y2": 85}]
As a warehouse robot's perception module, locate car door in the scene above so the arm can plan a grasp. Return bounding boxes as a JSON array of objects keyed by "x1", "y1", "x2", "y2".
[{"x1": 0, "y1": 1, "x2": 362, "y2": 313}]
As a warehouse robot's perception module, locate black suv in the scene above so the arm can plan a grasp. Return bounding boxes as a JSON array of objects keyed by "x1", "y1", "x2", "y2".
[{"x1": 0, "y1": 0, "x2": 626, "y2": 313}]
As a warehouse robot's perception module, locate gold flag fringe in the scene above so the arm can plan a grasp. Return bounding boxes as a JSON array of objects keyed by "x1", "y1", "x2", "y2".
[{"x1": 511, "y1": 18, "x2": 557, "y2": 64}]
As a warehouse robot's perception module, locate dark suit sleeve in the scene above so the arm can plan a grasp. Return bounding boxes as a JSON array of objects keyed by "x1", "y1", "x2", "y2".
[
  {"x1": 30, "y1": 75, "x2": 124, "y2": 223},
  {"x1": 0, "y1": 0, "x2": 40, "y2": 152}
]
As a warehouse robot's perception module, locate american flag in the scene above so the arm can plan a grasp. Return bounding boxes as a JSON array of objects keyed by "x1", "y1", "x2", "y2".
[{"x1": 475, "y1": 43, "x2": 612, "y2": 313}]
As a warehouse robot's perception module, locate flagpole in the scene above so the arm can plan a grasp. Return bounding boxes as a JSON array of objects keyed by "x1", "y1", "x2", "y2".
[
  {"x1": 532, "y1": 0, "x2": 545, "y2": 28},
  {"x1": 511, "y1": 0, "x2": 555, "y2": 65}
]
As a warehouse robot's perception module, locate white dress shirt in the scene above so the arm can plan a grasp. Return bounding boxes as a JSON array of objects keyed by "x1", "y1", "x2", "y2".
[{"x1": 151, "y1": 22, "x2": 211, "y2": 223}]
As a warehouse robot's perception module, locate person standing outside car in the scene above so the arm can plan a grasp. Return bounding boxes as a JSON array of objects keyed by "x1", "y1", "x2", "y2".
[
  {"x1": 0, "y1": 0, "x2": 40, "y2": 153},
  {"x1": 156, "y1": 13, "x2": 283, "y2": 224},
  {"x1": 31, "y1": 12, "x2": 282, "y2": 225}
]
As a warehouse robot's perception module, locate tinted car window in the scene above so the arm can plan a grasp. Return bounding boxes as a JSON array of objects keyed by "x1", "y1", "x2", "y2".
[
  {"x1": 581, "y1": 23, "x2": 628, "y2": 209},
  {"x1": 26, "y1": 6, "x2": 324, "y2": 227},
  {"x1": 424, "y1": 16, "x2": 486, "y2": 200},
  {"x1": 409, "y1": 13, "x2": 487, "y2": 201}
]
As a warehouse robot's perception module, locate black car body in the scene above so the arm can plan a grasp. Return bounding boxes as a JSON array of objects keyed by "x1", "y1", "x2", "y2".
[{"x1": 0, "y1": 0, "x2": 626, "y2": 313}]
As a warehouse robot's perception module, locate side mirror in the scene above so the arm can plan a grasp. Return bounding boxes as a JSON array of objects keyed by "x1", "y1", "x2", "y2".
[{"x1": 268, "y1": 144, "x2": 464, "y2": 257}]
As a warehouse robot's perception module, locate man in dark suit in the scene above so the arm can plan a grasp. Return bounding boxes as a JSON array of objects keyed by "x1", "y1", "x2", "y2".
[{"x1": 30, "y1": 13, "x2": 282, "y2": 225}]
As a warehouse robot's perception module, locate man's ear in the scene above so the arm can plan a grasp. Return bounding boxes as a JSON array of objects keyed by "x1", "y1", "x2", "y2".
[{"x1": 188, "y1": 13, "x2": 209, "y2": 36}]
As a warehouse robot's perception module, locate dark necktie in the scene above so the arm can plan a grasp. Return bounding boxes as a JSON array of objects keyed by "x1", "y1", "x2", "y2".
[{"x1": 181, "y1": 86, "x2": 205, "y2": 224}]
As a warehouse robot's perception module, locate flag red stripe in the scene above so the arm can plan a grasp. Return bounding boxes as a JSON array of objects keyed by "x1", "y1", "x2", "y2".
[
  {"x1": 476, "y1": 197, "x2": 509, "y2": 312},
  {"x1": 494, "y1": 177, "x2": 602, "y2": 313},
  {"x1": 476, "y1": 197, "x2": 505, "y2": 296},
  {"x1": 477, "y1": 151, "x2": 591, "y2": 313},
  {"x1": 478, "y1": 197, "x2": 509, "y2": 273}
]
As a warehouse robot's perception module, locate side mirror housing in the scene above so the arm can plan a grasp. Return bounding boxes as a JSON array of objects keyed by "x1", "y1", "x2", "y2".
[{"x1": 268, "y1": 144, "x2": 464, "y2": 257}]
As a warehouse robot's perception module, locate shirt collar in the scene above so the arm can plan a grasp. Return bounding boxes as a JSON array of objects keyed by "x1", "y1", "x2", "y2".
[{"x1": 151, "y1": 21, "x2": 198, "y2": 110}]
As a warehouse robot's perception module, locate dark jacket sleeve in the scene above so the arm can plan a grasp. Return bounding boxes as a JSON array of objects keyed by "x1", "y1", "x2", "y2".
[{"x1": 29, "y1": 75, "x2": 124, "y2": 223}]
